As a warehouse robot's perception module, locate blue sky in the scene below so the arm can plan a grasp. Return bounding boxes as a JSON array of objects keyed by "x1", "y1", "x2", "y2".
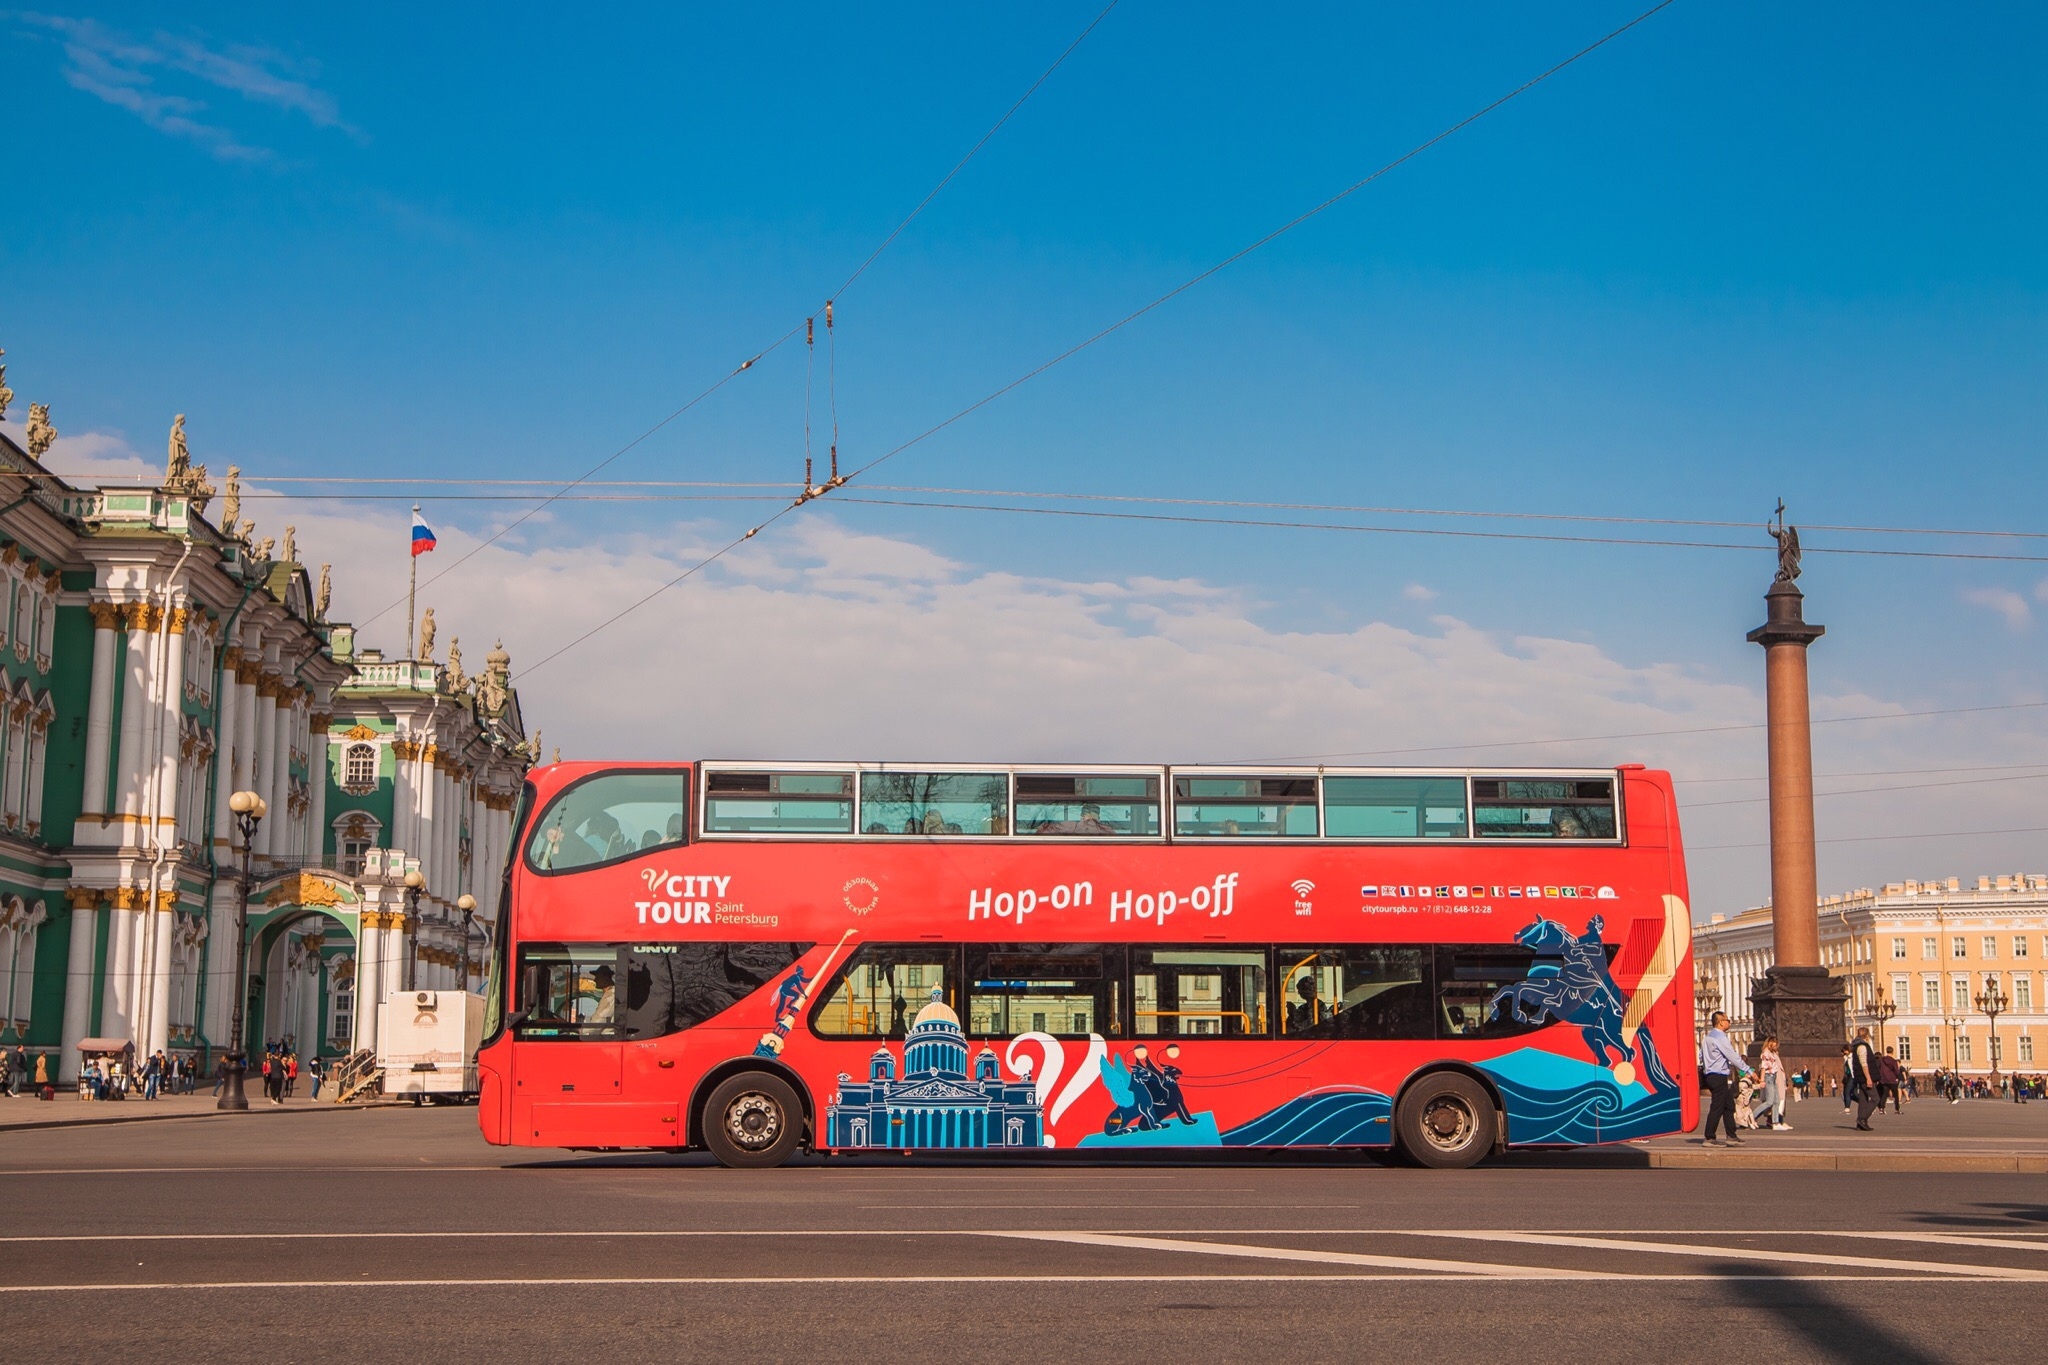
[{"x1": 5, "y1": 3, "x2": 2046, "y2": 912}]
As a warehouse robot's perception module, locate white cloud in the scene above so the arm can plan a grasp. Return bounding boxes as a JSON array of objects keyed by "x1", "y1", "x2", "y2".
[
  {"x1": 1401, "y1": 582, "x2": 1437, "y2": 603},
  {"x1": 1962, "y1": 586, "x2": 2031, "y2": 631},
  {"x1": 18, "y1": 15, "x2": 349, "y2": 161}
]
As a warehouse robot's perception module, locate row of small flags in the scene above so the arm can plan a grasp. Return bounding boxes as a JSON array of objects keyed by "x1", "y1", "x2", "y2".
[{"x1": 1361, "y1": 884, "x2": 1617, "y2": 900}]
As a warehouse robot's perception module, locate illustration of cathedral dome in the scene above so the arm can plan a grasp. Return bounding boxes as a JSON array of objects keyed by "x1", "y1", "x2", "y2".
[
  {"x1": 823, "y1": 984, "x2": 1045, "y2": 1151},
  {"x1": 904, "y1": 986, "x2": 968, "y2": 1078}
]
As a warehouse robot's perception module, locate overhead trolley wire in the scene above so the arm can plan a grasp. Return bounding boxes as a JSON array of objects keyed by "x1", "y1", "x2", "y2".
[
  {"x1": 351, "y1": 2, "x2": 1120, "y2": 634},
  {"x1": 222, "y1": 476, "x2": 2048, "y2": 545},
  {"x1": 1247, "y1": 699, "x2": 2048, "y2": 764},
  {"x1": 1681, "y1": 769, "x2": 2048, "y2": 809},
  {"x1": 833, "y1": 0, "x2": 1682, "y2": 490},
  {"x1": 820, "y1": 495, "x2": 2048, "y2": 563}
]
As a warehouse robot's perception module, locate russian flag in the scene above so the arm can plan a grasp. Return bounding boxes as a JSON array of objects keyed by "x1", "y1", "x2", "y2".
[{"x1": 411, "y1": 512, "x2": 438, "y2": 557}]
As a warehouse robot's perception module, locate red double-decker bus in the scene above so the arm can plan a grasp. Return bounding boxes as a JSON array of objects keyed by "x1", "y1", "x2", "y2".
[{"x1": 476, "y1": 761, "x2": 1697, "y2": 1168}]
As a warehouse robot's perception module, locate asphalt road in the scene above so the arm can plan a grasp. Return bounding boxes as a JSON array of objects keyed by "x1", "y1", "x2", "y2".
[{"x1": 2, "y1": 1108, "x2": 2043, "y2": 1363}]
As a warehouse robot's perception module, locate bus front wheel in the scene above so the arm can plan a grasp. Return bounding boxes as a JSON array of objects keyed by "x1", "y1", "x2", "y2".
[
  {"x1": 1395, "y1": 1073, "x2": 1495, "y2": 1169},
  {"x1": 703, "y1": 1073, "x2": 805, "y2": 1169}
]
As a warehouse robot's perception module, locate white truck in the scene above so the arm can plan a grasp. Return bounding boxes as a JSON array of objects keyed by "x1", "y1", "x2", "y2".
[{"x1": 374, "y1": 990, "x2": 485, "y2": 1101}]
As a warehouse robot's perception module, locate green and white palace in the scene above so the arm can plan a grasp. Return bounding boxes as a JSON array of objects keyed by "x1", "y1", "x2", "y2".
[{"x1": 0, "y1": 417, "x2": 533, "y2": 1083}]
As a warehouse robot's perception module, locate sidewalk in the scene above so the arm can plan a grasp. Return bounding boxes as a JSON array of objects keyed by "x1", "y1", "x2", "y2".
[
  {"x1": 1629, "y1": 1093, "x2": 2048, "y2": 1171},
  {"x1": 0, "y1": 1089, "x2": 403, "y2": 1132}
]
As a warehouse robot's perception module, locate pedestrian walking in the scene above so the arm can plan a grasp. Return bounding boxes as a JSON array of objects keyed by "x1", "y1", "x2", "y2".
[
  {"x1": 212, "y1": 1054, "x2": 227, "y2": 1097},
  {"x1": 1878, "y1": 1049, "x2": 1903, "y2": 1114},
  {"x1": 308, "y1": 1055, "x2": 325, "y2": 1101},
  {"x1": 1850, "y1": 1027, "x2": 1881, "y2": 1131},
  {"x1": 285, "y1": 1051, "x2": 298, "y2": 1098},
  {"x1": 1755, "y1": 1037, "x2": 1789, "y2": 1130},
  {"x1": 1839, "y1": 1044, "x2": 1855, "y2": 1114},
  {"x1": 1698, "y1": 1011, "x2": 1748, "y2": 1147}
]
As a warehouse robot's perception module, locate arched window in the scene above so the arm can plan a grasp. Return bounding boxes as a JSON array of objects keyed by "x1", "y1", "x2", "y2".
[
  {"x1": 33, "y1": 582, "x2": 54, "y2": 672},
  {"x1": 342, "y1": 742, "x2": 378, "y2": 795}
]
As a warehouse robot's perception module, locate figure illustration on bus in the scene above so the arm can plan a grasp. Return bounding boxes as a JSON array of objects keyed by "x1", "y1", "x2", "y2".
[{"x1": 1487, "y1": 914, "x2": 1674, "y2": 1093}]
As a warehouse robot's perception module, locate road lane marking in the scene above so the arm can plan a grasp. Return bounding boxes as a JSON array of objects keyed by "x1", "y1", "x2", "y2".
[
  {"x1": 0, "y1": 1273, "x2": 2026, "y2": 1293},
  {"x1": 980, "y1": 1230, "x2": 1590, "y2": 1278},
  {"x1": 0, "y1": 1226, "x2": 2039, "y2": 1246},
  {"x1": 1405, "y1": 1230, "x2": 2048, "y2": 1280}
]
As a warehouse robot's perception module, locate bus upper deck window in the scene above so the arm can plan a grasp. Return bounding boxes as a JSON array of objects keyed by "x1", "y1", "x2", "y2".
[
  {"x1": 525, "y1": 771, "x2": 689, "y2": 872},
  {"x1": 859, "y1": 772, "x2": 1008, "y2": 836},
  {"x1": 1322, "y1": 776, "x2": 1469, "y2": 839},
  {"x1": 1014, "y1": 774, "x2": 1161, "y2": 837},
  {"x1": 1471, "y1": 777, "x2": 1617, "y2": 840},
  {"x1": 1172, "y1": 776, "x2": 1318, "y2": 838},
  {"x1": 704, "y1": 771, "x2": 854, "y2": 835}
]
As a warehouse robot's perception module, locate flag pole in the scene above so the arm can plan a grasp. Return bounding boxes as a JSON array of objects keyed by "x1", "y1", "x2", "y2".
[{"x1": 408, "y1": 503, "x2": 420, "y2": 660}]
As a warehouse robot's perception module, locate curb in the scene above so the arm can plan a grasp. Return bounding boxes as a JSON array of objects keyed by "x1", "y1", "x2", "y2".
[
  {"x1": 1644, "y1": 1150, "x2": 2048, "y2": 1173},
  {"x1": 0, "y1": 1101, "x2": 411, "y2": 1135}
]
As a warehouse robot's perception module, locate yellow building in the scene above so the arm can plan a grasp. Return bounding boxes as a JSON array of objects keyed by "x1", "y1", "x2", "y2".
[{"x1": 1693, "y1": 873, "x2": 2048, "y2": 1075}]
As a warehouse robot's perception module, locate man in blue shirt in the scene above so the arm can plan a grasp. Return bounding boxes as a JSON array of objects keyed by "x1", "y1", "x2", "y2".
[{"x1": 1698, "y1": 1011, "x2": 1749, "y2": 1146}]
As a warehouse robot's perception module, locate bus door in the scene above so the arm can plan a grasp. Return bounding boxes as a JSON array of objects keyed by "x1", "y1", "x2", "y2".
[{"x1": 510, "y1": 944, "x2": 624, "y2": 1146}]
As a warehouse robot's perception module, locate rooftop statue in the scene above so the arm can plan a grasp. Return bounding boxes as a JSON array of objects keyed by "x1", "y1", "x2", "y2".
[
  {"x1": 164, "y1": 413, "x2": 215, "y2": 512},
  {"x1": 282, "y1": 525, "x2": 297, "y2": 563},
  {"x1": 0, "y1": 349, "x2": 12, "y2": 421},
  {"x1": 316, "y1": 564, "x2": 331, "y2": 620},
  {"x1": 220, "y1": 465, "x2": 241, "y2": 535},
  {"x1": 418, "y1": 607, "x2": 436, "y2": 662},
  {"x1": 167, "y1": 414, "x2": 191, "y2": 481},
  {"x1": 25, "y1": 403, "x2": 55, "y2": 457}
]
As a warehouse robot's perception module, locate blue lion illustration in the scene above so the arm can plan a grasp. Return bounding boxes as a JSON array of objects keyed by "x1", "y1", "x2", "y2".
[{"x1": 1487, "y1": 915, "x2": 1675, "y2": 1093}]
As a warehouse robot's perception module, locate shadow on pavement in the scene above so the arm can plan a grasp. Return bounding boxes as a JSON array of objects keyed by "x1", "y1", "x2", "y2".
[
  {"x1": 1906, "y1": 1202, "x2": 2048, "y2": 1227},
  {"x1": 1709, "y1": 1261, "x2": 1941, "y2": 1365}
]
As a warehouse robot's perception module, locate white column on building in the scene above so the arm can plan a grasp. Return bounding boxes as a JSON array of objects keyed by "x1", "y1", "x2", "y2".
[
  {"x1": 77, "y1": 604, "x2": 121, "y2": 824},
  {"x1": 102, "y1": 890, "x2": 140, "y2": 1048},
  {"x1": 139, "y1": 608, "x2": 190, "y2": 1061},
  {"x1": 266, "y1": 686, "x2": 291, "y2": 858},
  {"x1": 355, "y1": 912, "x2": 382, "y2": 1056},
  {"x1": 308, "y1": 712, "x2": 329, "y2": 867},
  {"x1": 251, "y1": 678, "x2": 279, "y2": 857},
  {"x1": 112, "y1": 608, "x2": 154, "y2": 823},
  {"x1": 418, "y1": 748, "x2": 439, "y2": 898},
  {"x1": 391, "y1": 729, "x2": 416, "y2": 862},
  {"x1": 59, "y1": 890, "x2": 101, "y2": 1083}
]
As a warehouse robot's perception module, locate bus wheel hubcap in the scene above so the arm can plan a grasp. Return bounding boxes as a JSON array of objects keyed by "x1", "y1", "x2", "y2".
[
  {"x1": 1421, "y1": 1097, "x2": 1474, "y2": 1149},
  {"x1": 728, "y1": 1094, "x2": 780, "y2": 1148}
]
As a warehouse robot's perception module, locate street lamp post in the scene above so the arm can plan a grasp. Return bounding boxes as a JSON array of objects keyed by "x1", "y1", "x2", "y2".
[
  {"x1": 456, "y1": 893, "x2": 477, "y2": 993},
  {"x1": 1942, "y1": 1015, "x2": 1966, "y2": 1081},
  {"x1": 403, "y1": 869, "x2": 425, "y2": 992},
  {"x1": 217, "y1": 790, "x2": 267, "y2": 1112},
  {"x1": 1695, "y1": 968, "x2": 1722, "y2": 1038},
  {"x1": 1871, "y1": 986, "x2": 1897, "y2": 1053},
  {"x1": 1975, "y1": 980, "x2": 2008, "y2": 1089}
]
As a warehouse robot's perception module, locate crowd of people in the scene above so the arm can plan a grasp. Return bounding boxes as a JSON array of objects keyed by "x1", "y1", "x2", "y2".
[
  {"x1": 75, "y1": 1049, "x2": 203, "y2": 1101},
  {"x1": 0, "y1": 1038, "x2": 340, "y2": 1104},
  {"x1": 1697, "y1": 1010, "x2": 2045, "y2": 1143}
]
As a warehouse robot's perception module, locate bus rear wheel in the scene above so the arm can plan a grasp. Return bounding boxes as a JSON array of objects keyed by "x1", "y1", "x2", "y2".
[
  {"x1": 1395, "y1": 1072, "x2": 1495, "y2": 1169},
  {"x1": 703, "y1": 1073, "x2": 805, "y2": 1169}
]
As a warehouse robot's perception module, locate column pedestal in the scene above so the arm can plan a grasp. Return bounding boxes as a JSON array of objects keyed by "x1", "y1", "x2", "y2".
[{"x1": 1749, "y1": 965, "x2": 1847, "y2": 1073}]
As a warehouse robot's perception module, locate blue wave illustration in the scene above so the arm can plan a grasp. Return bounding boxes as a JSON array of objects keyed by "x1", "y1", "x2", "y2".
[
  {"x1": 1076, "y1": 1113, "x2": 1223, "y2": 1148},
  {"x1": 1221, "y1": 1089, "x2": 1394, "y2": 1147},
  {"x1": 1478, "y1": 1047, "x2": 1681, "y2": 1145}
]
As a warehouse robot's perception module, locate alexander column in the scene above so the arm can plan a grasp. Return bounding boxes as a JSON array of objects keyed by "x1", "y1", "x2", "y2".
[{"x1": 1745, "y1": 506, "x2": 1844, "y2": 1066}]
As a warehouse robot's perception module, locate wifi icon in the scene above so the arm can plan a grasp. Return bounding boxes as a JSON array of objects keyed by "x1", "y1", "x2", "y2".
[{"x1": 1290, "y1": 879, "x2": 1315, "y2": 897}]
